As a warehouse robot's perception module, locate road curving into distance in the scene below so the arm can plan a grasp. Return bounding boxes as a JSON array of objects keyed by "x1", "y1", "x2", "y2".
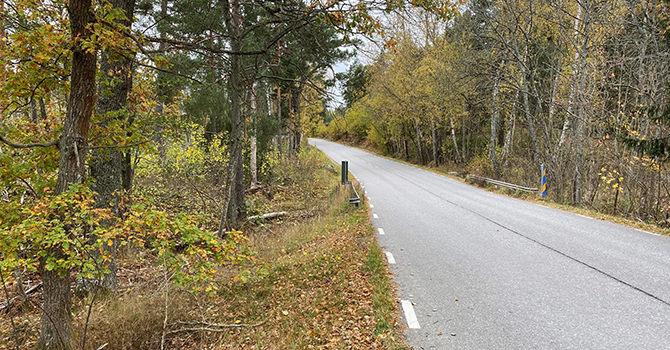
[{"x1": 310, "y1": 138, "x2": 670, "y2": 350}]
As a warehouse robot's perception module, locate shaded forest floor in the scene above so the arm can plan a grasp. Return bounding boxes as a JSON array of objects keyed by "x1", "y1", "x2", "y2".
[{"x1": 0, "y1": 146, "x2": 408, "y2": 349}]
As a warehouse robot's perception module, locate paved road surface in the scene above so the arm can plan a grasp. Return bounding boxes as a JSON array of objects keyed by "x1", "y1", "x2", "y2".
[{"x1": 310, "y1": 139, "x2": 670, "y2": 350}]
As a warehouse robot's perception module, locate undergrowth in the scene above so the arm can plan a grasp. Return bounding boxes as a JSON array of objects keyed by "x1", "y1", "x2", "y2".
[{"x1": 0, "y1": 145, "x2": 407, "y2": 350}]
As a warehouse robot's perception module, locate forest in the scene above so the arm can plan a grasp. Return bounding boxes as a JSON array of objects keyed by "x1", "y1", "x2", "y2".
[
  {"x1": 0, "y1": 0, "x2": 668, "y2": 349},
  {"x1": 325, "y1": 0, "x2": 670, "y2": 225}
]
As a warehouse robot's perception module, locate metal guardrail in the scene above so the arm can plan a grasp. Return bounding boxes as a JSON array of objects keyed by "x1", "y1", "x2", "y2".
[{"x1": 468, "y1": 174, "x2": 538, "y2": 192}]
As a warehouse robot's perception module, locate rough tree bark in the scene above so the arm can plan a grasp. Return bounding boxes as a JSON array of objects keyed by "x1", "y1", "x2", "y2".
[
  {"x1": 250, "y1": 83, "x2": 258, "y2": 187},
  {"x1": 291, "y1": 87, "x2": 301, "y2": 155},
  {"x1": 573, "y1": 0, "x2": 590, "y2": 206},
  {"x1": 276, "y1": 41, "x2": 282, "y2": 155},
  {"x1": 86, "y1": 0, "x2": 135, "y2": 293},
  {"x1": 449, "y1": 114, "x2": 461, "y2": 162},
  {"x1": 219, "y1": 0, "x2": 246, "y2": 232},
  {"x1": 40, "y1": 0, "x2": 97, "y2": 347},
  {"x1": 431, "y1": 116, "x2": 438, "y2": 166},
  {"x1": 490, "y1": 68, "x2": 502, "y2": 178}
]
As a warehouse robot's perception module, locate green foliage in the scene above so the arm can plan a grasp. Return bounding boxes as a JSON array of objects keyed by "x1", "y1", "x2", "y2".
[
  {"x1": 338, "y1": 62, "x2": 372, "y2": 108},
  {"x1": 0, "y1": 183, "x2": 254, "y2": 295}
]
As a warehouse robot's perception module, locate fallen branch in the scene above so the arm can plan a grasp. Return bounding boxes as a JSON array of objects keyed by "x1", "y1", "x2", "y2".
[
  {"x1": 247, "y1": 212, "x2": 287, "y2": 222},
  {"x1": 245, "y1": 184, "x2": 270, "y2": 194},
  {"x1": 165, "y1": 320, "x2": 267, "y2": 336},
  {"x1": 244, "y1": 184, "x2": 288, "y2": 195},
  {"x1": 0, "y1": 282, "x2": 42, "y2": 312}
]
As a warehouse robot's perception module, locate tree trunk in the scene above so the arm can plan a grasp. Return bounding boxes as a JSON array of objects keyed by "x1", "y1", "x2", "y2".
[
  {"x1": 431, "y1": 116, "x2": 438, "y2": 167},
  {"x1": 449, "y1": 114, "x2": 461, "y2": 162},
  {"x1": 39, "y1": 97, "x2": 48, "y2": 125},
  {"x1": 490, "y1": 70, "x2": 502, "y2": 178},
  {"x1": 250, "y1": 83, "x2": 258, "y2": 187},
  {"x1": 31, "y1": 98, "x2": 39, "y2": 124},
  {"x1": 414, "y1": 117, "x2": 423, "y2": 164},
  {"x1": 220, "y1": 0, "x2": 246, "y2": 232},
  {"x1": 521, "y1": 71, "x2": 540, "y2": 167},
  {"x1": 556, "y1": 3, "x2": 582, "y2": 153},
  {"x1": 276, "y1": 42, "x2": 282, "y2": 155},
  {"x1": 155, "y1": 0, "x2": 168, "y2": 164},
  {"x1": 502, "y1": 93, "x2": 517, "y2": 173},
  {"x1": 85, "y1": 0, "x2": 135, "y2": 293},
  {"x1": 40, "y1": 0, "x2": 97, "y2": 347},
  {"x1": 291, "y1": 87, "x2": 301, "y2": 154},
  {"x1": 573, "y1": 1, "x2": 590, "y2": 206}
]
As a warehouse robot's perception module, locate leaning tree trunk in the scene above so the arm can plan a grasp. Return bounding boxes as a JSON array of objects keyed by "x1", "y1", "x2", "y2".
[
  {"x1": 40, "y1": 0, "x2": 97, "y2": 348},
  {"x1": 86, "y1": 0, "x2": 135, "y2": 294}
]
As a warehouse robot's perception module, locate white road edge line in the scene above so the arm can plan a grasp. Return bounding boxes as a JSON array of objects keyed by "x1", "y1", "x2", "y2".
[
  {"x1": 378, "y1": 228, "x2": 385, "y2": 235},
  {"x1": 575, "y1": 214, "x2": 594, "y2": 220},
  {"x1": 385, "y1": 252, "x2": 396, "y2": 264},
  {"x1": 373, "y1": 213, "x2": 379, "y2": 219},
  {"x1": 401, "y1": 300, "x2": 421, "y2": 329}
]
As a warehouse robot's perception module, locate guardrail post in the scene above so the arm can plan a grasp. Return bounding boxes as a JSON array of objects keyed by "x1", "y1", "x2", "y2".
[
  {"x1": 341, "y1": 160, "x2": 349, "y2": 184},
  {"x1": 541, "y1": 164, "x2": 547, "y2": 197}
]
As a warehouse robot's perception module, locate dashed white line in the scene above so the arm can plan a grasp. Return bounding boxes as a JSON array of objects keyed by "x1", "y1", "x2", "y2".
[
  {"x1": 378, "y1": 228, "x2": 385, "y2": 235},
  {"x1": 401, "y1": 300, "x2": 421, "y2": 329},
  {"x1": 373, "y1": 213, "x2": 379, "y2": 219},
  {"x1": 369, "y1": 204, "x2": 374, "y2": 208},
  {"x1": 385, "y1": 252, "x2": 396, "y2": 264}
]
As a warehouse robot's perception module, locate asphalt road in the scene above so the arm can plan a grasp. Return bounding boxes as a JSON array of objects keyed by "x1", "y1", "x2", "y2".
[{"x1": 309, "y1": 139, "x2": 670, "y2": 350}]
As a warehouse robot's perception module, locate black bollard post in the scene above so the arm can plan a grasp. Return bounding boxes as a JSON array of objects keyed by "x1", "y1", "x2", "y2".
[{"x1": 341, "y1": 160, "x2": 349, "y2": 184}]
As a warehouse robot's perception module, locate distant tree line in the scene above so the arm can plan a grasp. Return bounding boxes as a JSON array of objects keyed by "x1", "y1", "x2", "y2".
[{"x1": 326, "y1": 0, "x2": 670, "y2": 225}]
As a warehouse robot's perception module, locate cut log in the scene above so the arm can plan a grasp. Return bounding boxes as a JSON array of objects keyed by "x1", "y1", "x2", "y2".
[{"x1": 247, "y1": 212, "x2": 287, "y2": 222}]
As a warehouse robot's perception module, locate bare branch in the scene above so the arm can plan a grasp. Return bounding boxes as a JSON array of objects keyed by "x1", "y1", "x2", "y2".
[{"x1": 0, "y1": 134, "x2": 59, "y2": 149}]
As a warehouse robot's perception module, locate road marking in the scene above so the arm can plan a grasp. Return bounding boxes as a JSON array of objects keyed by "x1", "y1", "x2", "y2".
[
  {"x1": 369, "y1": 204, "x2": 374, "y2": 208},
  {"x1": 365, "y1": 190, "x2": 368, "y2": 194},
  {"x1": 373, "y1": 213, "x2": 379, "y2": 219},
  {"x1": 401, "y1": 300, "x2": 421, "y2": 329},
  {"x1": 385, "y1": 252, "x2": 396, "y2": 264},
  {"x1": 575, "y1": 214, "x2": 593, "y2": 220},
  {"x1": 378, "y1": 228, "x2": 385, "y2": 235}
]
